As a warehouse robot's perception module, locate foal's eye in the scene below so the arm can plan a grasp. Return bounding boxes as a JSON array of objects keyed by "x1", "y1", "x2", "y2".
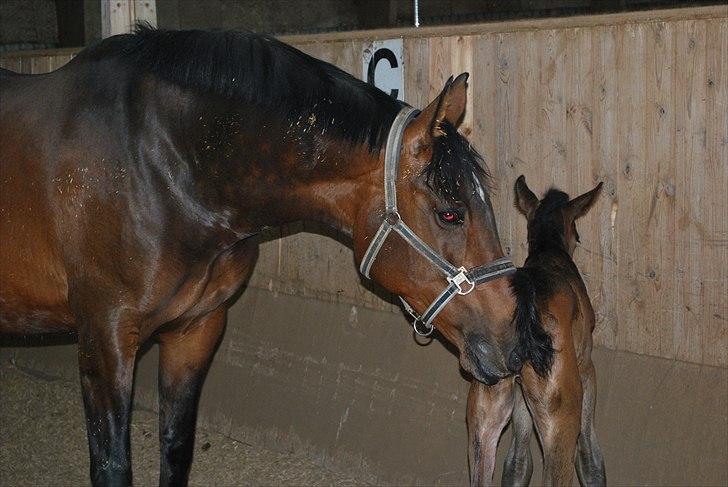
[{"x1": 437, "y1": 210, "x2": 463, "y2": 225}]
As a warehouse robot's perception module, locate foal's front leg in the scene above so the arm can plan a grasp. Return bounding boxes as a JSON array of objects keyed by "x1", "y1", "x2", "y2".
[
  {"x1": 157, "y1": 307, "x2": 227, "y2": 487},
  {"x1": 77, "y1": 310, "x2": 140, "y2": 487},
  {"x1": 467, "y1": 377, "x2": 515, "y2": 486}
]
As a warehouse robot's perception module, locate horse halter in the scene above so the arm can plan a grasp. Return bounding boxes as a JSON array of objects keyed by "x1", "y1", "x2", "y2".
[{"x1": 359, "y1": 106, "x2": 517, "y2": 336}]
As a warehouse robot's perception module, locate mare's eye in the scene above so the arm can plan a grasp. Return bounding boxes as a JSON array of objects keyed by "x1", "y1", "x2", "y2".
[{"x1": 437, "y1": 210, "x2": 463, "y2": 225}]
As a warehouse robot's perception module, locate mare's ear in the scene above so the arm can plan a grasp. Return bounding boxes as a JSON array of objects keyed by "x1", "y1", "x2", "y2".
[
  {"x1": 407, "y1": 73, "x2": 469, "y2": 152},
  {"x1": 565, "y1": 182, "x2": 603, "y2": 221},
  {"x1": 514, "y1": 175, "x2": 539, "y2": 218}
]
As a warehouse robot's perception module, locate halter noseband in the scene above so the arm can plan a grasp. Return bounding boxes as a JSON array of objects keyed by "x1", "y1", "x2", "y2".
[{"x1": 359, "y1": 106, "x2": 516, "y2": 336}]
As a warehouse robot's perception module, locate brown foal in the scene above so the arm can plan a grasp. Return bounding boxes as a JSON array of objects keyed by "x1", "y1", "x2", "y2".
[{"x1": 468, "y1": 175, "x2": 606, "y2": 486}]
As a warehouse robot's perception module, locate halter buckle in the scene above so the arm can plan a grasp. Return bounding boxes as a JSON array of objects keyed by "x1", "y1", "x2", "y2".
[{"x1": 448, "y1": 267, "x2": 476, "y2": 295}]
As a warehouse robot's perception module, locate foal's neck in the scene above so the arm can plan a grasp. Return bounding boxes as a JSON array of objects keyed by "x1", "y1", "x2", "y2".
[
  {"x1": 526, "y1": 232, "x2": 572, "y2": 266},
  {"x1": 528, "y1": 235, "x2": 568, "y2": 258}
]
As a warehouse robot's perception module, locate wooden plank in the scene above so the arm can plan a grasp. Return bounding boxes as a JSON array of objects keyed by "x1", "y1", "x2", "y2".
[
  {"x1": 547, "y1": 29, "x2": 569, "y2": 187},
  {"x1": 282, "y1": 6, "x2": 727, "y2": 45},
  {"x1": 132, "y1": 0, "x2": 157, "y2": 27},
  {"x1": 16, "y1": 56, "x2": 30, "y2": 74},
  {"x1": 0, "y1": 47, "x2": 80, "y2": 59},
  {"x1": 451, "y1": 35, "x2": 474, "y2": 136},
  {"x1": 0, "y1": 57, "x2": 22, "y2": 73},
  {"x1": 492, "y1": 32, "x2": 519, "y2": 259},
  {"x1": 468, "y1": 34, "x2": 496, "y2": 166},
  {"x1": 403, "y1": 36, "x2": 430, "y2": 110},
  {"x1": 29, "y1": 56, "x2": 52, "y2": 75},
  {"x1": 101, "y1": 0, "x2": 132, "y2": 38},
  {"x1": 428, "y1": 36, "x2": 452, "y2": 100},
  {"x1": 506, "y1": 29, "x2": 536, "y2": 263},
  {"x1": 50, "y1": 55, "x2": 75, "y2": 71},
  {"x1": 101, "y1": 0, "x2": 157, "y2": 38},
  {"x1": 700, "y1": 19, "x2": 727, "y2": 367},
  {"x1": 615, "y1": 22, "x2": 648, "y2": 355},
  {"x1": 565, "y1": 25, "x2": 601, "y2": 336},
  {"x1": 469, "y1": 33, "x2": 510, "y2": 258},
  {"x1": 590, "y1": 25, "x2": 620, "y2": 350},
  {"x1": 673, "y1": 20, "x2": 708, "y2": 364},
  {"x1": 644, "y1": 20, "x2": 677, "y2": 360}
]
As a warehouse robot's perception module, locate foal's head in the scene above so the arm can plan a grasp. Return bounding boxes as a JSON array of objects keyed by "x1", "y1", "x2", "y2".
[
  {"x1": 353, "y1": 75, "x2": 518, "y2": 384},
  {"x1": 514, "y1": 175, "x2": 603, "y2": 256}
]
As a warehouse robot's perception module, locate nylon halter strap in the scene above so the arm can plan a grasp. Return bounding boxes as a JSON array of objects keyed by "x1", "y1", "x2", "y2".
[{"x1": 359, "y1": 106, "x2": 516, "y2": 336}]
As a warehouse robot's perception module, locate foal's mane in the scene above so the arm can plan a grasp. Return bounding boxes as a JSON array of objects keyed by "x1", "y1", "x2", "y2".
[
  {"x1": 75, "y1": 26, "x2": 491, "y2": 202},
  {"x1": 527, "y1": 188, "x2": 571, "y2": 254}
]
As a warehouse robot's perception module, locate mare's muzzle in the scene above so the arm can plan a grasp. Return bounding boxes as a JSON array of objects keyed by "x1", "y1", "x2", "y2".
[{"x1": 464, "y1": 334, "x2": 512, "y2": 385}]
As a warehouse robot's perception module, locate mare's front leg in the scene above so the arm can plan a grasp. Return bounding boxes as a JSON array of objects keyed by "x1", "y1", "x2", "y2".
[
  {"x1": 467, "y1": 377, "x2": 515, "y2": 486},
  {"x1": 502, "y1": 382, "x2": 534, "y2": 486},
  {"x1": 77, "y1": 308, "x2": 140, "y2": 487},
  {"x1": 157, "y1": 306, "x2": 227, "y2": 487},
  {"x1": 157, "y1": 237, "x2": 258, "y2": 486},
  {"x1": 520, "y1": 353, "x2": 582, "y2": 487}
]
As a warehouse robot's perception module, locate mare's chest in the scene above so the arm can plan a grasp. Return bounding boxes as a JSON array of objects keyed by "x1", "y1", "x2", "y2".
[{"x1": 153, "y1": 238, "x2": 259, "y2": 331}]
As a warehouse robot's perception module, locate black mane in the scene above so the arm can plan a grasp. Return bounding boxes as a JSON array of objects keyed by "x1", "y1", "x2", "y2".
[
  {"x1": 74, "y1": 26, "x2": 490, "y2": 202},
  {"x1": 74, "y1": 25, "x2": 401, "y2": 152},
  {"x1": 527, "y1": 188, "x2": 571, "y2": 254},
  {"x1": 422, "y1": 121, "x2": 491, "y2": 203}
]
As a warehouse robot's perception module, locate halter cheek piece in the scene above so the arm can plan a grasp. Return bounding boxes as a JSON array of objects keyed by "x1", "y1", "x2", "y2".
[{"x1": 359, "y1": 106, "x2": 516, "y2": 336}]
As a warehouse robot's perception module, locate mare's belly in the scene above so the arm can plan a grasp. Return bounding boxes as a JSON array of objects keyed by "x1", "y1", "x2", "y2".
[
  {"x1": 0, "y1": 233, "x2": 74, "y2": 333},
  {"x1": 0, "y1": 150, "x2": 74, "y2": 334}
]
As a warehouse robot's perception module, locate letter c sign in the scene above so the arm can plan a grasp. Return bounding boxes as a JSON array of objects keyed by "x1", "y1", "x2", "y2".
[{"x1": 362, "y1": 39, "x2": 404, "y2": 101}]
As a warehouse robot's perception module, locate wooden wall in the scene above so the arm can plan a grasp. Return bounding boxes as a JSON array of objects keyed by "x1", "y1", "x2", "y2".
[{"x1": 1, "y1": 6, "x2": 726, "y2": 367}]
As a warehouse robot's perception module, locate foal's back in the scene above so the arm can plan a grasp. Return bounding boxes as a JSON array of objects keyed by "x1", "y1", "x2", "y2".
[
  {"x1": 522, "y1": 235, "x2": 596, "y2": 364},
  {"x1": 514, "y1": 176, "x2": 603, "y2": 365}
]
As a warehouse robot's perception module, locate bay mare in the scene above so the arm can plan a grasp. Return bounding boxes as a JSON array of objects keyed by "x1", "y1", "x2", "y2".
[{"x1": 0, "y1": 27, "x2": 548, "y2": 485}]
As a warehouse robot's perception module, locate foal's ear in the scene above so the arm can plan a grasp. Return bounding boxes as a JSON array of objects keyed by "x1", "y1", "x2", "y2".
[
  {"x1": 514, "y1": 175, "x2": 539, "y2": 218},
  {"x1": 409, "y1": 73, "x2": 469, "y2": 149},
  {"x1": 565, "y1": 182, "x2": 603, "y2": 221}
]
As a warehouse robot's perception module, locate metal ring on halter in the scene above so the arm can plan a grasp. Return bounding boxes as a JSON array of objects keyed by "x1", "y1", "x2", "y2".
[
  {"x1": 385, "y1": 211, "x2": 401, "y2": 225},
  {"x1": 413, "y1": 319, "x2": 435, "y2": 337}
]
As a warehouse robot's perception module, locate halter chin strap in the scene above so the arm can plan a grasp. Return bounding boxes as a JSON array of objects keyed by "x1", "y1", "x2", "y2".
[{"x1": 359, "y1": 106, "x2": 516, "y2": 336}]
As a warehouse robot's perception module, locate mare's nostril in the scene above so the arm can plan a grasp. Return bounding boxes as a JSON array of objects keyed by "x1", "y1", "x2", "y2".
[{"x1": 507, "y1": 348, "x2": 523, "y2": 373}]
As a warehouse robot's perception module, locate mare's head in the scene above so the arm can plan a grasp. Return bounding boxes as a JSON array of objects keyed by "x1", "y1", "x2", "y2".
[
  {"x1": 353, "y1": 74, "x2": 518, "y2": 384},
  {"x1": 514, "y1": 175, "x2": 603, "y2": 256}
]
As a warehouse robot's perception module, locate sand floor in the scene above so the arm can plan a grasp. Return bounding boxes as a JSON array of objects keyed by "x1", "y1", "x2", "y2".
[{"x1": 0, "y1": 362, "x2": 368, "y2": 486}]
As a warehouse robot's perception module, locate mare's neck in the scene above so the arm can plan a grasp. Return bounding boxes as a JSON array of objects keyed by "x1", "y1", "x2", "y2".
[{"x1": 179, "y1": 94, "x2": 384, "y2": 240}]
